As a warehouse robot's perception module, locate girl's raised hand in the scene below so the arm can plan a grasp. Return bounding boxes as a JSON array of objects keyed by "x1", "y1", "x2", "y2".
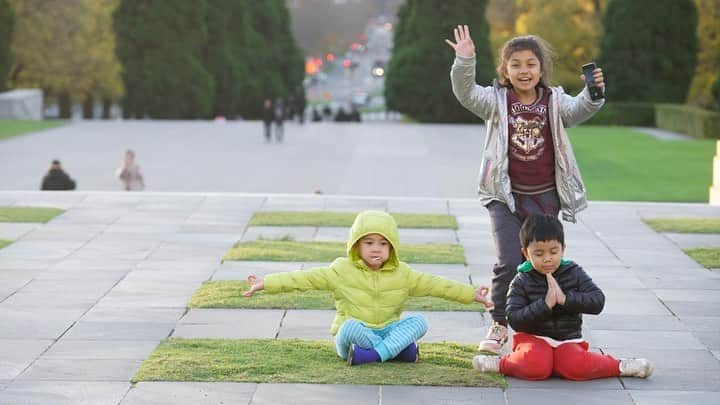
[
  {"x1": 243, "y1": 274, "x2": 265, "y2": 297},
  {"x1": 580, "y1": 67, "x2": 605, "y2": 89},
  {"x1": 445, "y1": 25, "x2": 475, "y2": 58}
]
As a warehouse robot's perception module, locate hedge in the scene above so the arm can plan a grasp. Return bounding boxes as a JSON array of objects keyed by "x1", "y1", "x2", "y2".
[
  {"x1": 655, "y1": 104, "x2": 720, "y2": 139},
  {"x1": 583, "y1": 102, "x2": 655, "y2": 126}
]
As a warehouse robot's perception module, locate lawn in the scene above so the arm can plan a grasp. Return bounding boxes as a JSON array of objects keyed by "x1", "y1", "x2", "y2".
[
  {"x1": 644, "y1": 218, "x2": 720, "y2": 234},
  {"x1": 249, "y1": 211, "x2": 457, "y2": 229},
  {"x1": 223, "y1": 240, "x2": 465, "y2": 264},
  {"x1": 0, "y1": 240, "x2": 11, "y2": 250},
  {"x1": 685, "y1": 248, "x2": 720, "y2": 269},
  {"x1": 132, "y1": 338, "x2": 505, "y2": 388},
  {"x1": 0, "y1": 206, "x2": 65, "y2": 223},
  {"x1": 569, "y1": 127, "x2": 715, "y2": 202},
  {"x1": 0, "y1": 119, "x2": 66, "y2": 141},
  {"x1": 189, "y1": 280, "x2": 487, "y2": 312}
]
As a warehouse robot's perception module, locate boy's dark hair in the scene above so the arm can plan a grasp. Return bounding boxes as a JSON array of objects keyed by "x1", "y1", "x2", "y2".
[{"x1": 519, "y1": 214, "x2": 564, "y2": 248}]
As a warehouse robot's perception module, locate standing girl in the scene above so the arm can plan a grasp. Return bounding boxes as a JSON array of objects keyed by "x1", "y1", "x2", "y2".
[{"x1": 445, "y1": 26, "x2": 605, "y2": 353}]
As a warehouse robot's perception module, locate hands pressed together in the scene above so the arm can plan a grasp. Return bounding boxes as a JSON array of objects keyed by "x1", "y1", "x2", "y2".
[{"x1": 544, "y1": 273, "x2": 566, "y2": 308}]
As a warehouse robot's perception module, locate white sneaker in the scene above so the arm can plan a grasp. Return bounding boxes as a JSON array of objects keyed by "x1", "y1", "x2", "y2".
[
  {"x1": 478, "y1": 323, "x2": 508, "y2": 354},
  {"x1": 619, "y1": 358, "x2": 653, "y2": 378},
  {"x1": 472, "y1": 354, "x2": 500, "y2": 373}
]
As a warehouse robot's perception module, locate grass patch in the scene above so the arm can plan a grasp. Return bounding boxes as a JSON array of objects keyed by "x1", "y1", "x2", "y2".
[
  {"x1": 685, "y1": 248, "x2": 720, "y2": 269},
  {"x1": 249, "y1": 211, "x2": 457, "y2": 229},
  {"x1": 0, "y1": 240, "x2": 11, "y2": 250},
  {"x1": 569, "y1": 127, "x2": 715, "y2": 202},
  {"x1": 132, "y1": 338, "x2": 505, "y2": 387},
  {"x1": 189, "y1": 281, "x2": 487, "y2": 312},
  {"x1": 0, "y1": 119, "x2": 66, "y2": 141},
  {"x1": 223, "y1": 240, "x2": 465, "y2": 264},
  {"x1": 0, "y1": 206, "x2": 65, "y2": 223},
  {"x1": 644, "y1": 218, "x2": 720, "y2": 234}
]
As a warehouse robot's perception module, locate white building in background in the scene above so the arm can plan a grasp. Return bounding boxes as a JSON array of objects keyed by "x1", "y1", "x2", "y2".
[{"x1": 0, "y1": 89, "x2": 43, "y2": 120}]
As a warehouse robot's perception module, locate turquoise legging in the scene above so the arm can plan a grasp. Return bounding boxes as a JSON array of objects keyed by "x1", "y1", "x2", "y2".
[{"x1": 334, "y1": 314, "x2": 428, "y2": 362}]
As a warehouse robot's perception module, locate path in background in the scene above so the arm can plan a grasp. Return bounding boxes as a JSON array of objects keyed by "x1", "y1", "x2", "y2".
[{"x1": 0, "y1": 121, "x2": 484, "y2": 197}]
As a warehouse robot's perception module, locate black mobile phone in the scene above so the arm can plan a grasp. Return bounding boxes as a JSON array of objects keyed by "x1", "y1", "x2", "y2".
[{"x1": 582, "y1": 62, "x2": 604, "y2": 101}]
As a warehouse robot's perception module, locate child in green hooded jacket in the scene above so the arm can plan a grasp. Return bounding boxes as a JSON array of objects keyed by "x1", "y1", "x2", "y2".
[{"x1": 244, "y1": 210, "x2": 492, "y2": 365}]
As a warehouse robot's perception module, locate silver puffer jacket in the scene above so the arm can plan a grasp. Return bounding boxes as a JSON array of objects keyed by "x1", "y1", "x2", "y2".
[{"x1": 450, "y1": 55, "x2": 605, "y2": 223}]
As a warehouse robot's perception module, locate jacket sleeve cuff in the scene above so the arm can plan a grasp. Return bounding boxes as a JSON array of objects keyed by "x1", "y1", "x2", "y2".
[{"x1": 454, "y1": 55, "x2": 476, "y2": 66}]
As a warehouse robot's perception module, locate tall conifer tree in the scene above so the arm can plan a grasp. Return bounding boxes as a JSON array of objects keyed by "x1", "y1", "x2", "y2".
[
  {"x1": 385, "y1": 0, "x2": 493, "y2": 122},
  {"x1": 599, "y1": 0, "x2": 697, "y2": 102},
  {"x1": 114, "y1": 0, "x2": 214, "y2": 118}
]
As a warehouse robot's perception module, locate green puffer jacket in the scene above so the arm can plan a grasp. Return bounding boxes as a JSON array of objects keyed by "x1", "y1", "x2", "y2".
[{"x1": 264, "y1": 210, "x2": 476, "y2": 335}]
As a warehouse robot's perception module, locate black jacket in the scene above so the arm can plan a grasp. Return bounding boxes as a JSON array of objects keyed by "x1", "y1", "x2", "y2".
[
  {"x1": 506, "y1": 261, "x2": 604, "y2": 341},
  {"x1": 41, "y1": 169, "x2": 76, "y2": 191}
]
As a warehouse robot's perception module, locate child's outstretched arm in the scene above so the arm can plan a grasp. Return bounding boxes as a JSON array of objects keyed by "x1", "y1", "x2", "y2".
[
  {"x1": 407, "y1": 269, "x2": 492, "y2": 307},
  {"x1": 447, "y1": 25, "x2": 496, "y2": 120},
  {"x1": 243, "y1": 274, "x2": 264, "y2": 297}
]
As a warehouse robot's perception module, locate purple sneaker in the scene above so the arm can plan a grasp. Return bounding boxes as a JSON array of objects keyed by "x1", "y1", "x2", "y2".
[
  {"x1": 347, "y1": 344, "x2": 380, "y2": 366},
  {"x1": 392, "y1": 342, "x2": 419, "y2": 362}
]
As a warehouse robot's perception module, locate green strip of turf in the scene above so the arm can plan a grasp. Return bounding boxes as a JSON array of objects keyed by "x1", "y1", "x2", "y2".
[{"x1": 132, "y1": 338, "x2": 506, "y2": 387}]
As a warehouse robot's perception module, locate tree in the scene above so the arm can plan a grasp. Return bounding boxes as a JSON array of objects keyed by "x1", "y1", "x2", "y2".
[
  {"x1": 598, "y1": 0, "x2": 698, "y2": 102},
  {"x1": 0, "y1": 0, "x2": 14, "y2": 91},
  {"x1": 712, "y1": 71, "x2": 720, "y2": 110},
  {"x1": 687, "y1": 0, "x2": 720, "y2": 108},
  {"x1": 7, "y1": 0, "x2": 122, "y2": 118},
  {"x1": 204, "y1": 0, "x2": 250, "y2": 118},
  {"x1": 114, "y1": 0, "x2": 214, "y2": 119},
  {"x1": 242, "y1": 0, "x2": 305, "y2": 118},
  {"x1": 385, "y1": 0, "x2": 494, "y2": 122}
]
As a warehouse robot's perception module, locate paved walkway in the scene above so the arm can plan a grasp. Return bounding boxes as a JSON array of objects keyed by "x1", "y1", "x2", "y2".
[
  {"x1": 0, "y1": 191, "x2": 718, "y2": 404},
  {"x1": 0, "y1": 121, "x2": 694, "y2": 197}
]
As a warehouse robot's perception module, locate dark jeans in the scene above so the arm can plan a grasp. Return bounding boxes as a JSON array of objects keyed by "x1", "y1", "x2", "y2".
[
  {"x1": 263, "y1": 122, "x2": 272, "y2": 141},
  {"x1": 487, "y1": 189, "x2": 560, "y2": 324},
  {"x1": 274, "y1": 121, "x2": 284, "y2": 142}
]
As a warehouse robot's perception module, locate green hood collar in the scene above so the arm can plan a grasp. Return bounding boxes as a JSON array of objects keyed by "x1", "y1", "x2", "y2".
[
  {"x1": 347, "y1": 210, "x2": 399, "y2": 271},
  {"x1": 517, "y1": 258, "x2": 571, "y2": 273}
]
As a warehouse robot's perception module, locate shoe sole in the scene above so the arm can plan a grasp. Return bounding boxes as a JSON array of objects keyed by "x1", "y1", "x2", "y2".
[
  {"x1": 477, "y1": 339, "x2": 507, "y2": 354},
  {"x1": 347, "y1": 345, "x2": 354, "y2": 366}
]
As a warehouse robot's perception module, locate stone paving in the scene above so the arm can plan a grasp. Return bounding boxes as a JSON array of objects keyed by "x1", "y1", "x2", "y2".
[{"x1": 0, "y1": 191, "x2": 718, "y2": 404}]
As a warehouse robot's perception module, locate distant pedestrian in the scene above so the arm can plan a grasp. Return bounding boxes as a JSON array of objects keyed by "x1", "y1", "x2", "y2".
[
  {"x1": 295, "y1": 86, "x2": 307, "y2": 124},
  {"x1": 322, "y1": 104, "x2": 332, "y2": 121},
  {"x1": 262, "y1": 99, "x2": 273, "y2": 142},
  {"x1": 312, "y1": 106, "x2": 322, "y2": 122},
  {"x1": 273, "y1": 98, "x2": 285, "y2": 143},
  {"x1": 334, "y1": 106, "x2": 349, "y2": 122},
  {"x1": 41, "y1": 159, "x2": 76, "y2": 190},
  {"x1": 115, "y1": 149, "x2": 145, "y2": 191}
]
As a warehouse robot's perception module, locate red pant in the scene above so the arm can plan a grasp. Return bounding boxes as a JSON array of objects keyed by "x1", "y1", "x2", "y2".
[{"x1": 500, "y1": 332, "x2": 620, "y2": 381}]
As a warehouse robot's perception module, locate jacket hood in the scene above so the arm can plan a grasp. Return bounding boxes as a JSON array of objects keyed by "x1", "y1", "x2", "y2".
[{"x1": 347, "y1": 210, "x2": 399, "y2": 270}]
